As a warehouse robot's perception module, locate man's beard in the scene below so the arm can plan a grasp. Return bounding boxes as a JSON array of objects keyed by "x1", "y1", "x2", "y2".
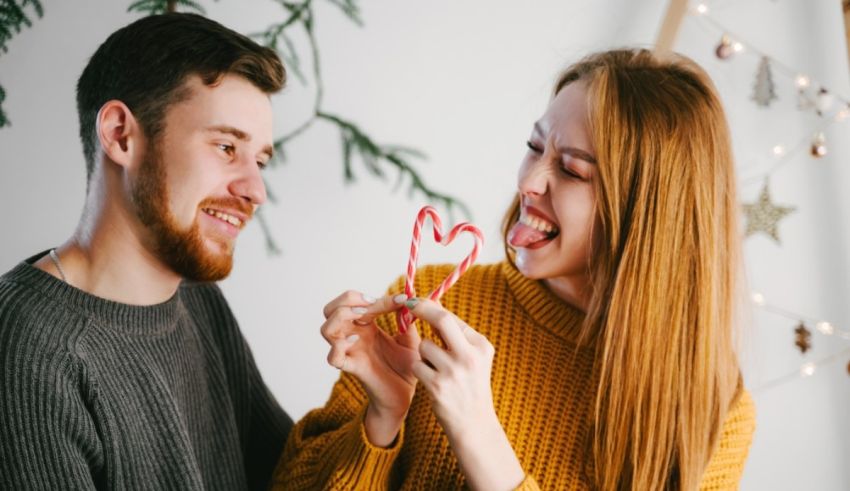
[{"x1": 130, "y1": 141, "x2": 250, "y2": 282}]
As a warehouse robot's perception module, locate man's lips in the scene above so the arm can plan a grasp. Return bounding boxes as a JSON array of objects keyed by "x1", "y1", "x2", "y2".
[{"x1": 201, "y1": 207, "x2": 248, "y2": 229}]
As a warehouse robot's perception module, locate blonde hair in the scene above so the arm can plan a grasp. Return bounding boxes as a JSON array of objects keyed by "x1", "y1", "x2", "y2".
[{"x1": 502, "y1": 49, "x2": 742, "y2": 490}]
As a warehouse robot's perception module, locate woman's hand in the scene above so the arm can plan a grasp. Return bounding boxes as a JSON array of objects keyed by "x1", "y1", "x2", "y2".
[
  {"x1": 320, "y1": 291, "x2": 420, "y2": 447},
  {"x1": 406, "y1": 298, "x2": 525, "y2": 491}
]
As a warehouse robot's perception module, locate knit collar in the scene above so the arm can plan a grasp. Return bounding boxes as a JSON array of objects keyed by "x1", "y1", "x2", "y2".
[
  {"x1": 3, "y1": 251, "x2": 184, "y2": 335},
  {"x1": 500, "y1": 261, "x2": 592, "y2": 346}
]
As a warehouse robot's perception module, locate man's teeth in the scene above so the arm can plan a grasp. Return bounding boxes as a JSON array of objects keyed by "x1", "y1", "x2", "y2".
[
  {"x1": 520, "y1": 213, "x2": 558, "y2": 234},
  {"x1": 203, "y1": 208, "x2": 243, "y2": 227}
]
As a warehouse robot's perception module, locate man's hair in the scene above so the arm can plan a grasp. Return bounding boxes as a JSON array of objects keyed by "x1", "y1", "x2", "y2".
[{"x1": 76, "y1": 13, "x2": 285, "y2": 181}]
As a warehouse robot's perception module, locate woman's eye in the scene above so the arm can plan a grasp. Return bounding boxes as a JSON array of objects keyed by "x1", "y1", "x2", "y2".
[
  {"x1": 526, "y1": 140, "x2": 542, "y2": 153},
  {"x1": 560, "y1": 166, "x2": 584, "y2": 180},
  {"x1": 217, "y1": 143, "x2": 235, "y2": 155},
  {"x1": 257, "y1": 161, "x2": 268, "y2": 170}
]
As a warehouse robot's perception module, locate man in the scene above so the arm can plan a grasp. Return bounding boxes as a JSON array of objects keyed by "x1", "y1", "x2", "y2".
[{"x1": 0, "y1": 13, "x2": 291, "y2": 489}]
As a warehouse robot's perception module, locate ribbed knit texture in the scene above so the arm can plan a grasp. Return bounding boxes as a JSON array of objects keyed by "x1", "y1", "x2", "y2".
[
  {"x1": 0, "y1": 252, "x2": 293, "y2": 490},
  {"x1": 272, "y1": 262, "x2": 756, "y2": 490}
]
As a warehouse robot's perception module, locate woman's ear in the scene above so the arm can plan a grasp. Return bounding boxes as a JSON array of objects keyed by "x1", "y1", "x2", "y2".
[{"x1": 95, "y1": 100, "x2": 143, "y2": 170}]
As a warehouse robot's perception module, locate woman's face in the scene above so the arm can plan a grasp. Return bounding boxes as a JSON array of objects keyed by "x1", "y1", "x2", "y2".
[{"x1": 508, "y1": 81, "x2": 600, "y2": 302}]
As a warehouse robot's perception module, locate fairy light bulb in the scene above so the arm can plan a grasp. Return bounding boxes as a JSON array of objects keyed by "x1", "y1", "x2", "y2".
[
  {"x1": 695, "y1": 3, "x2": 709, "y2": 15},
  {"x1": 795, "y1": 75, "x2": 810, "y2": 89},
  {"x1": 751, "y1": 292, "x2": 765, "y2": 306},
  {"x1": 772, "y1": 145, "x2": 786, "y2": 157},
  {"x1": 815, "y1": 321, "x2": 834, "y2": 335},
  {"x1": 801, "y1": 362, "x2": 817, "y2": 377}
]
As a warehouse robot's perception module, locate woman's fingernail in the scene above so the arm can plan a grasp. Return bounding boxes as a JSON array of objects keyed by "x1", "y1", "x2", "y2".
[
  {"x1": 362, "y1": 293, "x2": 377, "y2": 304},
  {"x1": 352, "y1": 307, "x2": 368, "y2": 315},
  {"x1": 393, "y1": 293, "x2": 408, "y2": 304},
  {"x1": 404, "y1": 297, "x2": 420, "y2": 309},
  {"x1": 346, "y1": 334, "x2": 360, "y2": 343}
]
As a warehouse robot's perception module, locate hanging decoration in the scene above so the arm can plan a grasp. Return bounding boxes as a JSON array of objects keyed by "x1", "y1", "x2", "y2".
[
  {"x1": 752, "y1": 56, "x2": 778, "y2": 107},
  {"x1": 815, "y1": 88, "x2": 834, "y2": 116},
  {"x1": 810, "y1": 132, "x2": 828, "y2": 158},
  {"x1": 794, "y1": 323, "x2": 812, "y2": 354},
  {"x1": 742, "y1": 181, "x2": 796, "y2": 243},
  {"x1": 715, "y1": 34, "x2": 735, "y2": 59}
]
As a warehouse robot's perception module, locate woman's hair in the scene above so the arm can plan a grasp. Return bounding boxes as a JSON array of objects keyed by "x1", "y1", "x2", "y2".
[{"x1": 502, "y1": 49, "x2": 743, "y2": 490}]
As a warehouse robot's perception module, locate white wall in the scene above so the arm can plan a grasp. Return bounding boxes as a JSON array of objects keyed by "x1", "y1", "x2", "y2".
[{"x1": 0, "y1": 1, "x2": 847, "y2": 489}]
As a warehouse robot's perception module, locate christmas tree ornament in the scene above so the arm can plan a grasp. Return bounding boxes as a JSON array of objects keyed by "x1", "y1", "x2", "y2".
[
  {"x1": 794, "y1": 322, "x2": 812, "y2": 354},
  {"x1": 810, "y1": 132, "x2": 827, "y2": 158},
  {"x1": 715, "y1": 35, "x2": 735, "y2": 60},
  {"x1": 752, "y1": 57, "x2": 778, "y2": 107},
  {"x1": 742, "y1": 180, "x2": 796, "y2": 243},
  {"x1": 815, "y1": 88, "x2": 834, "y2": 116}
]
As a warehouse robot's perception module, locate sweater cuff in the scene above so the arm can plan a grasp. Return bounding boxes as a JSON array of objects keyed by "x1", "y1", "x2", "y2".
[
  {"x1": 513, "y1": 475, "x2": 540, "y2": 491},
  {"x1": 331, "y1": 407, "x2": 404, "y2": 487}
]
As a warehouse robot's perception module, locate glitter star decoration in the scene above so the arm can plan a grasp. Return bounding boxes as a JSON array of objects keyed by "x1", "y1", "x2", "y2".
[{"x1": 742, "y1": 181, "x2": 796, "y2": 244}]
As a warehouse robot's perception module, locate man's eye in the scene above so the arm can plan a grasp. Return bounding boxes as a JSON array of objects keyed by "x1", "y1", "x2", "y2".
[
  {"x1": 526, "y1": 140, "x2": 542, "y2": 153},
  {"x1": 257, "y1": 161, "x2": 268, "y2": 170}
]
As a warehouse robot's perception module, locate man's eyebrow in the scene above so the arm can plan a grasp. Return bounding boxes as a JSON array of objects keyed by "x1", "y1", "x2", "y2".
[
  {"x1": 533, "y1": 122, "x2": 597, "y2": 164},
  {"x1": 205, "y1": 125, "x2": 274, "y2": 159}
]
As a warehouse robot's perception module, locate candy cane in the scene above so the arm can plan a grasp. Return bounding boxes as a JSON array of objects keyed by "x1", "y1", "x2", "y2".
[{"x1": 397, "y1": 206, "x2": 484, "y2": 333}]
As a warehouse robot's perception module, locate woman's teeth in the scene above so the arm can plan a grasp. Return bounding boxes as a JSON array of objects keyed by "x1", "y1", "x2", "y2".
[
  {"x1": 520, "y1": 213, "x2": 559, "y2": 235},
  {"x1": 203, "y1": 208, "x2": 243, "y2": 227}
]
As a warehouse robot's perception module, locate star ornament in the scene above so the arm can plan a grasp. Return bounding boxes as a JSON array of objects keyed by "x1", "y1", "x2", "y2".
[{"x1": 742, "y1": 181, "x2": 796, "y2": 244}]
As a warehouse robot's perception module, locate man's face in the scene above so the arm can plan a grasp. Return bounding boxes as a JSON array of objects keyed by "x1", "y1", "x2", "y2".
[{"x1": 132, "y1": 74, "x2": 274, "y2": 282}]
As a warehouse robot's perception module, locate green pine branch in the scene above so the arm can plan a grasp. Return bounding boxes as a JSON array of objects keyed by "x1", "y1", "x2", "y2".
[
  {"x1": 1, "y1": 0, "x2": 471, "y2": 255},
  {"x1": 127, "y1": 0, "x2": 212, "y2": 15},
  {"x1": 256, "y1": 0, "x2": 470, "y2": 253},
  {"x1": 0, "y1": 0, "x2": 43, "y2": 128}
]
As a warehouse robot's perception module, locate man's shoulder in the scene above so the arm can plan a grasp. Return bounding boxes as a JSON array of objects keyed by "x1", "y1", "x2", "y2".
[{"x1": 0, "y1": 262, "x2": 91, "y2": 365}]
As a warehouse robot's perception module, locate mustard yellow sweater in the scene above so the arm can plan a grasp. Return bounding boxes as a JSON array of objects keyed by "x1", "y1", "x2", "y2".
[{"x1": 272, "y1": 262, "x2": 756, "y2": 490}]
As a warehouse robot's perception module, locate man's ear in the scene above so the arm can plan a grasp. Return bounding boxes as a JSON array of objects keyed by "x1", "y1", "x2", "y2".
[{"x1": 96, "y1": 100, "x2": 143, "y2": 170}]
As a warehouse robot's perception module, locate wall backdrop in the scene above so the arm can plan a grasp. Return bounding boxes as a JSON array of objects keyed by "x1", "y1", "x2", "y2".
[{"x1": 1, "y1": 1, "x2": 848, "y2": 489}]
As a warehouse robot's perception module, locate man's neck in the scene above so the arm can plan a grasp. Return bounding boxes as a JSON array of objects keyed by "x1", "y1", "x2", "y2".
[{"x1": 35, "y1": 208, "x2": 182, "y2": 306}]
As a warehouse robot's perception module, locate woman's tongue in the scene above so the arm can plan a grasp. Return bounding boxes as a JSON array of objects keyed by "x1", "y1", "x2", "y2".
[{"x1": 508, "y1": 221, "x2": 550, "y2": 248}]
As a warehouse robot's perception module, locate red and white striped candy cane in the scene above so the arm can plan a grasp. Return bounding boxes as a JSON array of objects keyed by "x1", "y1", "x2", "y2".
[{"x1": 397, "y1": 206, "x2": 484, "y2": 333}]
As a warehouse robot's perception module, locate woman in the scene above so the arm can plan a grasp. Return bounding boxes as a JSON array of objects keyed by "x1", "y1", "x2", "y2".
[{"x1": 272, "y1": 49, "x2": 755, "y2": 490}]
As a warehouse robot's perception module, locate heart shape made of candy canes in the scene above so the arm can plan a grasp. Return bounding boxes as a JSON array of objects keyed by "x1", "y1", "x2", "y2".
[{"x1": 396, "y1": 206, "x2": 484, "y2": 334}]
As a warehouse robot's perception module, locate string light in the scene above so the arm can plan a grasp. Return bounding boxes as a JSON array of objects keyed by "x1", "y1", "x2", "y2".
[
  {"x1": 690, "y1": 10, "x2": 850, "y2": 186},
  {"x1": 795, "y1": 74, "x2": 810, "y2": 89},
  {"x1": 749, "y1": 292, "x2": 850, "y2": 391},
  {"x1": 771, "y1": 145, "x2": 785, "y2": 157},
  {"x1": 800, "y1": 362, "x2": 817, "y2": 377},
  {"x1": 816, "y1": 321, "x2": 834, "y2": 335},
  {"x1": 695, "y1": 3, "x2": 709, "y2": 15}
]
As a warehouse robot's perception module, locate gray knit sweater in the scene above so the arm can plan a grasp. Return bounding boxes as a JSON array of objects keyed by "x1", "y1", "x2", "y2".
[{"x1": 0, "y1": 252, "x2": 293, "y2": 490}]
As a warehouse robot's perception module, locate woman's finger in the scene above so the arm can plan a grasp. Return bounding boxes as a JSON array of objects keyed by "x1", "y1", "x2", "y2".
[
  {"x1": 320, "y1": 306, "x2": 368, "y2": 342},
  {"x1": 418, "y1": 339, "x2": 453, "y2": 372},
  {"x1": 411, "y1": 359, "x2": 437, "y2": 388},
  {"x1": 326, "y1": 334, "x2": 360, "y2": 370},
  {"x1": 322, "y1": 290, "x2": 377, "y2": 319},
  {"x1": 406, "y1": 298, "x2": 470, "y2": 355},
  {"x1": 355, "y1": 293, "x2": 407, "y2": 325}
]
